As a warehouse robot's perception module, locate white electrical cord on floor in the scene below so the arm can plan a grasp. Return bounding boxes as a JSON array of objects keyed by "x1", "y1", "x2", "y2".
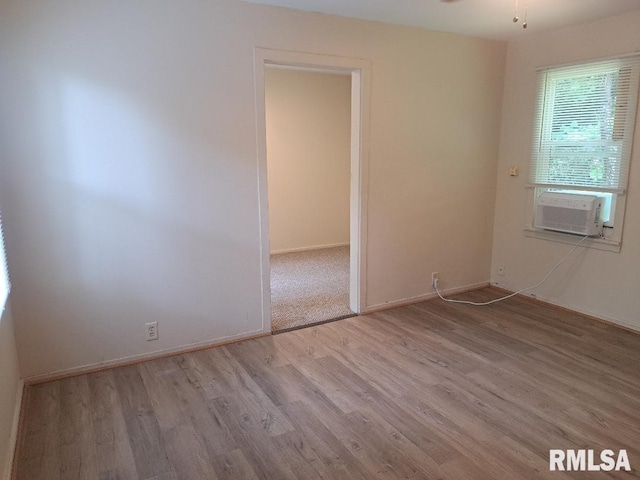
[{"x1": 434, "y1": 234, "x2": 590, "y2": 306}]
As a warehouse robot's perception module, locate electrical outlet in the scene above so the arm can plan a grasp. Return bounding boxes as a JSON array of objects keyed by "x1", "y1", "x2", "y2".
[
  {"x1": 145, "y1": 321, "x2": 158, "y2": 341},
  {"x1": 497, "y1": 265, "x2": 505, "y2": 276},
  {"x1": 432, "y1": 272, "x2": 439, "y2": 288}
]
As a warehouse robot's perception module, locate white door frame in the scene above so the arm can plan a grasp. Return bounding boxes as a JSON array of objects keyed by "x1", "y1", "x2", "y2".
[{"x1": 254, "y1": 47, "x2": 371, "y2": 332}]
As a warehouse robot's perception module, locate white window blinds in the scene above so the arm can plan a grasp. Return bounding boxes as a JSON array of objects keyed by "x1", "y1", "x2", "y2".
[
  {"x1": 0, "y1": 212, "x2": 9, "y2": 312},
  {"x1": 530, "y1": 55, "x2": 640, "y2": 194}
]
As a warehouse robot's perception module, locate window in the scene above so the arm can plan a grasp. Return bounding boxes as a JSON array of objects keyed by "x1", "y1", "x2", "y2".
[
  {"x1": 0, "y1": 211, "x2": 9, "y2": 312},
  {"x1": 530, "y1": 55, "x2": 640, "y2": 239}
]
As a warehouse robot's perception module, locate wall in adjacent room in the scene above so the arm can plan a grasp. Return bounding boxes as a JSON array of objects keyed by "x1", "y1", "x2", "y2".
[
  {"x1": 491, "y1": 10, "x2": 640, "y2": 330},
  {"x1": 0, "y1": 0, "x2": 505, "y2": 379},
  {"x1": 266, "y1": 68, "x2": 351, "y2": 253}
]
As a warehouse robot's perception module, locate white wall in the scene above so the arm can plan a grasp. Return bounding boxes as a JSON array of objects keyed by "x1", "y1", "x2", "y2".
[
  {"x1": 266, "y1": 68, "x2": 351, "y2": 253},
  {"x1": 0, "y1": 0, "x2": 505, "y2": 379},
  {"x1": 491, "y1": 11, "x2": 640, "y2": 330},
  {"x1": 0, "y1": 303, "x2": 22, "y2": 480}
]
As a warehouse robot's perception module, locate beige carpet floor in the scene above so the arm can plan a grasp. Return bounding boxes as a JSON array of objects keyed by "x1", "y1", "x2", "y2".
[{"x1": 270, "y1": 246, "x2": 354, "y2": 332}]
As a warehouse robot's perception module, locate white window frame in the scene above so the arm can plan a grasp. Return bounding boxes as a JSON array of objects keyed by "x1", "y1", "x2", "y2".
[{"x1": 525, "y1": 54, "x2": 640, "y2": 251}]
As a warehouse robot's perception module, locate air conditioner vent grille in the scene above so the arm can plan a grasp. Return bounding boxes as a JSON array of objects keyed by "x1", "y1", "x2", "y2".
[
  {"x1": 539, "y1": 206, "x2": 589, "y2": 234},
  {"x1": 534, "y1": 192, "x2": 603, "y2": 237}
]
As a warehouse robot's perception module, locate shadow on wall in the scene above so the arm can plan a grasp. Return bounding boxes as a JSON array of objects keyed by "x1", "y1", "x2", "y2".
[
  {"x1": 6, "y1": 73, "x2": 262, "y2": 376},
  {"x1": 0, "y1": 0, "x2": 265, "y2": 377}
]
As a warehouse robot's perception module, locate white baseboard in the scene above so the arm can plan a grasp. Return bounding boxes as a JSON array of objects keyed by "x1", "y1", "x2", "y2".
[
  {"x1": 271, "y1": 242, "x2": 350, "y2": 255},
  {"x1": 23, "y1": 328, "x2": 268, "y2": 385},
  {"x1": 362, "y1": 281, "x2": 490, "y2": 314},
  {"x1": 491, "y1": 282, "x2": 640, "y2": 333},
  {"x1": 4, "y1": 379, "x2": 23, "y2": 480}
]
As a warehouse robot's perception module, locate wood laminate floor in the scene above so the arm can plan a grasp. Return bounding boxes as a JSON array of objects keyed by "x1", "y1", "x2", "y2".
[{"x1": 14, "y1": 288, "x2": 640, "y2": 479}]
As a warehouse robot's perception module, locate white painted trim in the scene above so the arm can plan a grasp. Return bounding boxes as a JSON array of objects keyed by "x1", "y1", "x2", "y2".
[
  {"x1": 254, "y1": 49, "x2": 271, "y2": 336},
  {"x1": 4, "y1": 379, "x2": 23, "y2": 480},
  {"x1": 266, "y1": 64, "x2": 351, "y2": 76},
  {"x1": 271, "y1": 242, "x2": 350, "y2": 255},
  {"x1": 22, "y1": 329, "x2": 265, "y2": 385},
  {"x1": 350, "y1": 64, "x2": 371, "y2": 314},
  {"x1": 523, "y1": 227, "x2": 622, "y2": 253},
  {"x1": 254, "y1": 47, "x2": 371, "y2": 330},
  {"x1": 362, "y1": 282, "x2": 490, "y2": 313}
]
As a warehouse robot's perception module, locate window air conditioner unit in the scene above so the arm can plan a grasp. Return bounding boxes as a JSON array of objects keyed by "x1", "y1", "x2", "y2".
[{"x1": 534, "y1": 192, "x2": 603, "y2": 237}]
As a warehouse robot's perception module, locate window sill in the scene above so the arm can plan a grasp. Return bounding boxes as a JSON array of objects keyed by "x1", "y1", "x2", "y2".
[{"x1": 523, "y1": 227, "x2": 621, "y2": 253}]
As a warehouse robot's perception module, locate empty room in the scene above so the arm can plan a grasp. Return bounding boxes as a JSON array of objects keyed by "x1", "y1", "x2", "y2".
[{"x1": 1, "y1": 1, "x2": 639, "y2": 479}]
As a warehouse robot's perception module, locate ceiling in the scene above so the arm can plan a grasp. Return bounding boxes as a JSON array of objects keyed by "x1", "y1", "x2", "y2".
[{"x1": 243, "y1": 0, "x2": 640, "y2": 41}]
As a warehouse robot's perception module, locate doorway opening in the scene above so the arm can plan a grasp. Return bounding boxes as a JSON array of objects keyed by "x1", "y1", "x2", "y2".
[
  {"x1": 265, "y1": 66, "x2": 352, "y2": 332},
  {"x1": 254, "y1": 49, "x2": 370, "y2": 334}
]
